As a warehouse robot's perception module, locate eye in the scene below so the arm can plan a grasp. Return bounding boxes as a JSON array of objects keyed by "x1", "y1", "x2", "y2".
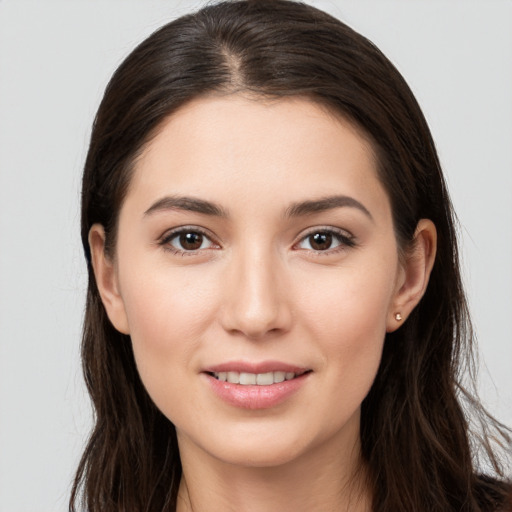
[
  {"x1": 296, "y1": 229, "x2": 355, "y2": 252},
  {"x1": 160, "y1": 228, "x2": 218, "y2": 254}
]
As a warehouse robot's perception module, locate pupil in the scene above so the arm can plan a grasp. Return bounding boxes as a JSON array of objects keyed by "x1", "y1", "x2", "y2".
[
  {"x1": 180, "y1": 232, "x2": 203, "y2": 250},
  {"x1": 311, "y1": 232, "x2": 332, "y2": 250}
]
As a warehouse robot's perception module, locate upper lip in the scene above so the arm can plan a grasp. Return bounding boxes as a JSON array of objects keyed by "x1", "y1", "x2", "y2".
[{"x1": 202, "y1": 361, "x2": 310, "y2": 375}]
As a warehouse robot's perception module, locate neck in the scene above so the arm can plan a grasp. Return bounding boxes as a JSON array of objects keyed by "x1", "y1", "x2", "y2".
[{"x1": 175, "y1": 426, "x2": 371, "y2": 512}]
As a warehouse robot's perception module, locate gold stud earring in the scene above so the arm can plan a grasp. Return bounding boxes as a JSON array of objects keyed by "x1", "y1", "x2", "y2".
[{"x1": 395, "y1": 313, "x2": 402, "y2": 321}]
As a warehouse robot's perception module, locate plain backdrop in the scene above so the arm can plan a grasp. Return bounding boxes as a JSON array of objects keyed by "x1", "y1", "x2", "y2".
[{"x1": 0, "y1": 1, "x2": 511, "y2": 510}]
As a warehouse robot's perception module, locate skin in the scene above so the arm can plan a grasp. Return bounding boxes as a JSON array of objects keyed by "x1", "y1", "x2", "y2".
[{"x1": 90, "y1": 94, "x2": 436, "y2": 512}]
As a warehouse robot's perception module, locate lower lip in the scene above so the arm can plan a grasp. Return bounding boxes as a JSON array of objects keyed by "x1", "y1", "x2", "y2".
[{"x1": 204, "y1": 373, "x2": 310, "y2": 410}]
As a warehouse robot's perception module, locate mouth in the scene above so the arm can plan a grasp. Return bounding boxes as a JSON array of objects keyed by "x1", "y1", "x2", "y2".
[
  {"x1": 207, "y1": 369, "x2": 311, "y2": 386},
  {"x1": 204, "y1": 366, "x2": 312, "y2": 409}
]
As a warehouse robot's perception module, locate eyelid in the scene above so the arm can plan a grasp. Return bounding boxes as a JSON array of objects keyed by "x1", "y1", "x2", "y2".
[
  {"x1": 157, "y1": 224, "x2": 356, "y2": 256},
  {"x1": 158, "y1": 225, "x2": 220, "y2": 253},
  {"x1": 293, "y1": 226, "x2": 356, "y2": 252}
]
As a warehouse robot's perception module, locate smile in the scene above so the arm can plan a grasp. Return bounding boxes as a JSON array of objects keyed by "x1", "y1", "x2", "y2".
[
  {"x1": 204, "y1": 366, "x2": 312, "y2": 409},
  {"x1": 211, "y1": 371, "x2": 300, "y2": 385}
]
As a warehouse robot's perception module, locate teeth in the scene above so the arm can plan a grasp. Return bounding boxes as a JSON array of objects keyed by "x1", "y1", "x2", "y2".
[
  {"x1": 212, "y1": 371, "x2": 297, "y2": 385},
  {"x1": 274, "y1": 371, "x2": 285, "y2": 383},
  {"x1": 256, "y1": 372, "x2": 273, "y2": 385},
  {"x1": 227, "y1": 371, "x2": 239, "y2": 384},
  {"x1": 239, "y1": 372, "x2": 256, "y2": 385}
]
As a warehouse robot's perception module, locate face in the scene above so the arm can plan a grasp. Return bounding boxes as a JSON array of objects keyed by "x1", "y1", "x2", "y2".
[{"x1": 94, "y1": 94, "x2": 415, "y2": 469}]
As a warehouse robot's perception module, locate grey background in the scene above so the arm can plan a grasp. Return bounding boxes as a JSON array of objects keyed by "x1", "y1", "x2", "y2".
[{"x1": 1, "y1": 1, "x2": 511, "y2": 510}]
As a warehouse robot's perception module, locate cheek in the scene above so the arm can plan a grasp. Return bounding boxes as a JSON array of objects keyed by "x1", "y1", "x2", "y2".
[
  {"x1": 296, "y1": 264, "x2": 394, "y2": 394},
  {"x1": 122, "y1": 262, "x2": 218, "y2": 339},
  {"x1": 298, "y1": 262, "x2": 394, "y2": 336},
  {"x1": 118, "y1": 265, "x2": 220, "y2": 396}
]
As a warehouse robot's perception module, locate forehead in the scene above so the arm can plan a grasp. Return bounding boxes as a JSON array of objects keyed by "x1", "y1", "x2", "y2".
[{"x1": 125, "y1": 94, "x2": 389, "y2": 221}]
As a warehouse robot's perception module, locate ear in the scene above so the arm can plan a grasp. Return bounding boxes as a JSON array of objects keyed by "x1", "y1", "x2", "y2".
[
  {"x1": 88, "y1": 224, "x2": 130, "y2": 334},
  {"x1": 386, "y1": 219, "x2": 437, "y2": 332}
]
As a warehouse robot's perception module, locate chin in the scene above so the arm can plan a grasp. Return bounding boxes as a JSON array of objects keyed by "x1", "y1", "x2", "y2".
[
  {"x1": 177, "y1": 413, "x2": 357, "y2": 470},
  {"x1": 210, "y1": 439, "x2": 310, "y2": 468},
  {"x1": 176, "y1": 417, "x2": 313, "y2": 466}
]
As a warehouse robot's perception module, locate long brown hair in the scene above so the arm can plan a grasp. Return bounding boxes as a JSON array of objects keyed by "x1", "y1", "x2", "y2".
[{"x1": 71, "y1": 1, "x2": 511, "y2": 510}]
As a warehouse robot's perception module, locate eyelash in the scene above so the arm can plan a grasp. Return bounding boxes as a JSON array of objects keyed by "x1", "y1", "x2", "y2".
[
  {"x1": 293, "y1": 227, "x2": 356, "y2": 255},
  {"x1": 158, "y1": 226, "x2": 219, "y2": 256},
  {"x1": 158, "y1": 226, "x2": 356, "y2": 256}
]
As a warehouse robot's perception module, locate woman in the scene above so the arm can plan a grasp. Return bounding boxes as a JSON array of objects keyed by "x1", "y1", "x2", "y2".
[{"x1": 71, "y1": 1, "x2": 511, "y2": 510}]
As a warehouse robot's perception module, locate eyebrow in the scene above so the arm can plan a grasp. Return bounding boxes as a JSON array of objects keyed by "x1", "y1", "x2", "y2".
[
  {"x1": 144, "y1": 196, "x2": 228, "y2": 217},
  {"x1": 143, "y1": 194, "x2": 372, "y2": 221},
  {"x1": 285, "y1": 195, "x2": 373, "y2": 220}
]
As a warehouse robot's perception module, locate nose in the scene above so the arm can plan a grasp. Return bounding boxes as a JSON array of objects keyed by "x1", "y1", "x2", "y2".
[{"x1": 220, "y1": 245, "x2": 292, "y2": 340}]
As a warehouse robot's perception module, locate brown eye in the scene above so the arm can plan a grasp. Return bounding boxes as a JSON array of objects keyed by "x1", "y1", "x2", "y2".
[
  {"x1": 308, "y1": 232, "x2": 333, "y2": 251},
  {"x1": 163, "y1": 229, "x2": 216, "y2": 253},
  {"x1": 179, "y1": 232, "x2": 204, "y2": 250},
  {"x1": 296, "y1": 228, "x2": 355, "y2": 253}
]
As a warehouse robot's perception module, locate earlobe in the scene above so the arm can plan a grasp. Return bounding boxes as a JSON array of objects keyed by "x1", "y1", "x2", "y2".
[
  {"x1": 88, "y1": 224, "x2": 130, "y2": 334},
  {"x1": 386, "y1": 219, "x2": 437, "y2": 332}
]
